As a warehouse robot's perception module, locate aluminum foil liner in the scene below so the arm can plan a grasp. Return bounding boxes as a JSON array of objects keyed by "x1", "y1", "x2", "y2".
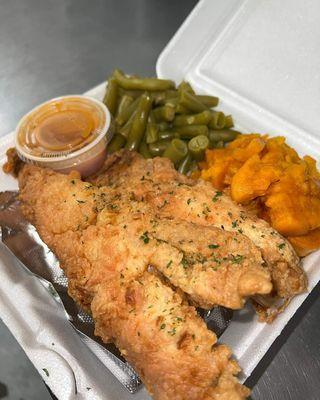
[{"x1": 0, "y1": 190, "x2": 232, "y2": 393}]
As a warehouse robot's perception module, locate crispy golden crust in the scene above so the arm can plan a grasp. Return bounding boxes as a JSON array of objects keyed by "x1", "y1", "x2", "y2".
[
  {"x1": 18, "y1": 164, "x2": 250, "y2": 399},
  {"x1": 90, "y1": 150, "x2": 307, "y2": 319}
]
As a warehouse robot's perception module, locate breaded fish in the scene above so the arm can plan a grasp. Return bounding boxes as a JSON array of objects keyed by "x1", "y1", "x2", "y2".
[
  {"x1": 18, "y1": 164, "x2": 250, "y2": 400},
  {"x1": 90, "y1": 150, "x2": 307, "y2": 321}
]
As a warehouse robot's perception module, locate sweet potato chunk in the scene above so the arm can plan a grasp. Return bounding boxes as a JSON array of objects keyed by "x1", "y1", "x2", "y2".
[{"x1": 198, "y1": 134, "x2": 320, "y2": 255}]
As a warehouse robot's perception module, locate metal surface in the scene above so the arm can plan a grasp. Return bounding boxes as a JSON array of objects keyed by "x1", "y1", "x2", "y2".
[{"x1": 0, "y1": 1, "x2": 319, "y2": 400}]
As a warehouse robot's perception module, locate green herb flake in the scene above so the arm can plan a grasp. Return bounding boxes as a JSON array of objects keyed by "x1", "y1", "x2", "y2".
[
  {"x1": 166, "y1": 260, "x2": 173, "y2": 268},
  {"x1": 160, "y1": 323, "x2": 166, "y2": 330},
  {"x1": 231, "y1": 220, "x2": 238, "y2": 228},
  {"x1": 140, "y1": 231, "x2": 150, "y2": 244},
  {"x1": 278, "y1": 243, "x2": 286, "y2": 250},
  {"x1": 42, "y1": 368, "x2": 49, "y2": 377},
  {"x1": 168, "y1": 327, "x2": 176, "y2": 336},
  {"x1": 208, "y1": 244, "x2": 219, "y2": 249},
  {"x1": 212, "y1": 191, "x2": 223, "y2": 202},
  {"x1": 231, "y1": 254, "x2": 244, "y2": 264},
  {"x1": 76, "y1": 199, "x2": 86, "y2": 204}
]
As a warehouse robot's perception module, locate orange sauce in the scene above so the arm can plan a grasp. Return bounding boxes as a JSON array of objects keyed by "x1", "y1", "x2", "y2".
[{"x1": 17, "y1": 97, "x2": 105, "y2": 157}]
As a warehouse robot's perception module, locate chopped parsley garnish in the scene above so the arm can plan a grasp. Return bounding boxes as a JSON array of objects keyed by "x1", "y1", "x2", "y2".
[
  {"x1": 212, "y1": 191, "x2": 223, "y2": 202},
  {"x1": 166, "y1": 260, "x2": 173, "y2": 268},
  {"x1": 140, "y1": 231, "x2": 150, "y2": 244},
  {"x1": 42, "y1": 368, "x2": 49, "y2": 377},
  {"x1": 160, "y1": 323, "x2": 166, "y2": 330},
  {"x1": 231, "y1": 254, "x2": 244, "y2": 264},
  {"x1": 278, "y1": 243, "x2": 286, "y2": 250},
  {"x1": 208, "y1": 244, "x2": 219, "y2": 249},
  {"x1": 76, "y1": 199, "x2": 86, "y2": 204},
  {"x1": 181, "y1": 257, "x2": 189, "y2": 269},
  {"x1": 231, "y1": 220, "x2": 238, "y2": 228},
  {"x1": 168, "y1": 327, "x2": 176, "y2": 336}
]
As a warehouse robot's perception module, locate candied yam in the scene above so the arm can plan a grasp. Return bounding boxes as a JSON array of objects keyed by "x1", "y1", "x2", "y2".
[
  {"x1": 231, "y1": 155, "x2": 280, "y2": 203},
  {"x1": 288, "y1": 228, "x2": 320, "y2": 257}
]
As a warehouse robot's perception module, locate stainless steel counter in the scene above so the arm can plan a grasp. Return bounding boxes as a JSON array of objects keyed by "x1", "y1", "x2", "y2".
[{"x1": 0, "y1": 1, "x2": 319, "y2": 399}]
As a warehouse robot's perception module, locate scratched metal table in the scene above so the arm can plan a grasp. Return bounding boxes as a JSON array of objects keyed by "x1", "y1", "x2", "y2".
[{"x1": 0, "y1": 1, "x2": 319, "y2": 400}]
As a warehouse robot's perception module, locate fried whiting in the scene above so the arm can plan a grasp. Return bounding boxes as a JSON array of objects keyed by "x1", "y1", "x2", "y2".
[{"x1": 18, "y1": 163, "x2": 250, "y2": 399}]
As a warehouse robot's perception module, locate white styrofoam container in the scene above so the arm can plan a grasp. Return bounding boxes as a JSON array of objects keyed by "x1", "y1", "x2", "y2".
[
  {"x1": 0, "y1": 0, "x2": 319, "y2": 398},
  {"x1": 157, "y1": 0, "x2": 320, "y2": 381}
]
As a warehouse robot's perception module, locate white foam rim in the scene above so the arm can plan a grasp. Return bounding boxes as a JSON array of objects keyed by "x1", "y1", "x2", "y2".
[{"x1": 14, "y1": 95, "x2": 111, "y2": 163}]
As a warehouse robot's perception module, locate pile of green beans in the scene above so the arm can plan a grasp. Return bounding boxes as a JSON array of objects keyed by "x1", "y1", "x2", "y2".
[{"x1": 104, "y1": 69, "x2": 240, "y2": 174}]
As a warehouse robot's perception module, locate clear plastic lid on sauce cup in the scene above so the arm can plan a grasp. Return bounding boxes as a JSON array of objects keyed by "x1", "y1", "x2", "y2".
[{"x1": 15, "y1": 95, "x2": 113, "y2": 177}]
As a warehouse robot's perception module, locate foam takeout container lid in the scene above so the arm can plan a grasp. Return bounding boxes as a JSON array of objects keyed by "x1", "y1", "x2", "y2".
[
  {"x1": 1, "y1": 0, "x2": 320, "y2": 399},
  {"x1": 158, "y1": 0, "x2": 320, "y2": 381}
]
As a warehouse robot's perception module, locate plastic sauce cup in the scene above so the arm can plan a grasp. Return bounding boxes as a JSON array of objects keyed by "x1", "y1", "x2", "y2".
[{"x1": 15, "y1": 95, "x2": 113, "y2": 177}]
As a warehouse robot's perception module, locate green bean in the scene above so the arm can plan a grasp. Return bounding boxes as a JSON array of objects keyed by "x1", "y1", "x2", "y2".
[
  {"x1": 178, "y1": 153, "x2": 193, "y2": 175},
  {"x1": 115, "y1": 96, "x2": 140, "y2": 126},
  {"x1": 188, "y1": 135, "x2": 209, "y2": 160},
  {"x1": 175, "y1": 104, "x2": 190, "y2": 114},
  {"x1": 163, "y1": 139, "x2": 188, "y2": 166},
  {"x1": 208, "y1": 111, "x2": 226, "y2": 129},
  {"x1": 173, "y1": 110, "x2": 212, "y2": 127},
  {"x1": 118, "y1": 120, "x2": 132, "y2": 138},
  {"x1": 139, "y1": 141, "x2": 152, "y2": 159},
  {"x1": 146, "y1": 122, "x2": 159, "y2": 144},
  {"x1": 116, "y1": 95, "x2": 133, "y2": 118},
  {"x1": 156, "y1": 91, "x2": 178, "y2": 106},
  {"x1": 210, "y1": 140, "x2": 224, "y2": 149},
  {"x1": 178, "y1": 81, "x2": 195, "y2": 94},
  {"x1": 224, "y1": 115, "x2": 234, "y2": 128},
  {"x1": 148, "y1": 91, "x2": 168, "y2": 105},
  {"x1": 209, "y1": 129, "x2": 240, "y2": 143},
  {"x1": 125, "y1": 94, "x2": 152, "y2": 151},
  {"x1": 189, "y1": 160, "x2": 199, "y2": 173},
  {"x1": 107, "y1": 134, "x2": 126, "y2": 153},
  {"x1": 153, "y1": 105, "x2": 175, "y2": 122},
  {"x1": 196, "y1": 95, "x2": 219, "y2": 108},
  {"x1": 158, "y1": 130, "x2": 179, "y2": 140},
  {"x1": 118, "y1": 88, "x2": 144, "y2": 99},
  {"x1": 175, "y1": 125, "x2": 209, "y2": 139},
  {"x1": 179, "y1": 90, "x2": 207, "y2": 113},
  {"x1": 103, "y1": 77, "x2": 119, "y2": 116},
  {"x1": 164, "y1": 97, "x2": 179, "y2": 108},
  {"x1": 157, "y1": 122, "x2": 170, "y2": 131},
  {"x1": 118, "y1": 107, "x2": 137, "y2": 138},
  {"x1": 148, "y1": 140, "x2": 171, "y2": 157},
  {"x1": 113, "y1": 69, "x2": 175, "y2": 91}
]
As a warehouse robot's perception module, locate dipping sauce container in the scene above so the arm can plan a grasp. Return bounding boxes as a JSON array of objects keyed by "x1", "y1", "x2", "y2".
[{"x1": 15, "y1": 95, "x2": 113, "y2": 177}]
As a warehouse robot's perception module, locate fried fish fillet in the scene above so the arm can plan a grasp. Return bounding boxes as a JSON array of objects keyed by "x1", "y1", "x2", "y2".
[
  {"x1": 18, "y1": 164, "x2": 250, "y2": 400},
  {"x1": 90, "y1": 150, "x2": 307, "y2": 320}
]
